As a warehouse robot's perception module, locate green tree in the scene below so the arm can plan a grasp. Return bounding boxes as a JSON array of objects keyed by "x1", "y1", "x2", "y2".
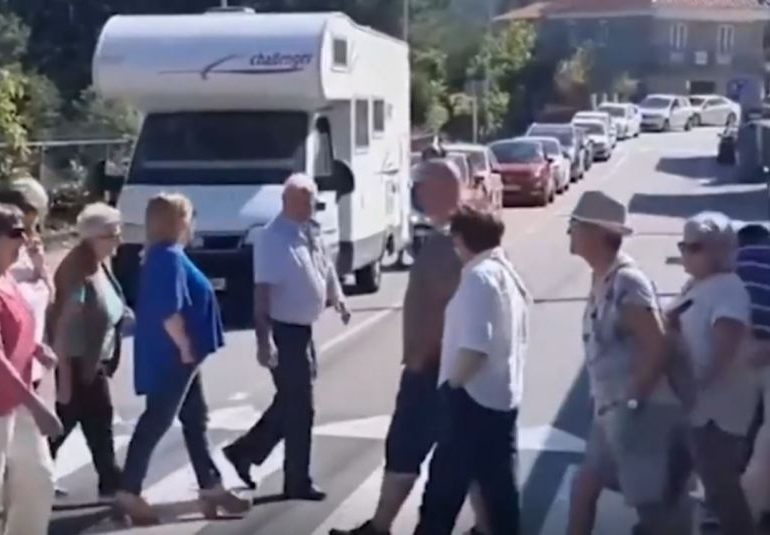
[
  {"x1": 0, "y1": 68, "x2": 29, "y2": 179},
  {"x1": 70, "y1": 86, "x2": 140, "y2": 139},
  {"x1": 466, "y1": 21, "x2": 536, "y2": 137},
  {"x1": 554, "y1": 43, "x2": 595, "y2": 108}
]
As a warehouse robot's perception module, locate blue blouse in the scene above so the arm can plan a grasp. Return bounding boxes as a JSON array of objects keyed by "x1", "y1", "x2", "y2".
[{"x1": 133, "y1": 243, "x2": 224, "y2": 395}]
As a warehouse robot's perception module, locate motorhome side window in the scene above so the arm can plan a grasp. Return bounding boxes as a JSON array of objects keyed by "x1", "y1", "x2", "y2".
[
  {"x1": 355, "y1": 99, "x2": 370, "y2": 149},
  {"x1": 333, "y1": 38, "x2": 348, "y2": 68},
  {"x1": 313, "y1": 119, "x2": 333, "y2": 177},
  {"x1": 373, "y1": 99, "x2": 385, "y2": 135}
]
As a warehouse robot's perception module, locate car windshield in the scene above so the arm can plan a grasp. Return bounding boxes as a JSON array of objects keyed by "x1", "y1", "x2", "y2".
[
  {"x1": 689, "y1": 97, "x2": 706, "y2": 107},
  {"x1": 574, "y1": 122, "x2": 604, "y2": 135},
  {"x1": 528, "y1": 126, "x2": 573, "y2": 148},
  {"x1": 450, "y1": 149, "x2": 487, "y2": 173},
  {"x1": 599, "y1": 106, "x2": 625, "y2": 118},
  {"x1": 641, "y1": 96, "x2": 672, "y2": 109},
  {"x1": 490, "y1": 141, "x2": 542, "y2": 164},
  {"x1": 130, "y1": 111, "x2": 308, "y2": 185}
]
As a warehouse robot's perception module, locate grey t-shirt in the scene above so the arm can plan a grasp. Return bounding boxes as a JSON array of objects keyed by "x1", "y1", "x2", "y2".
[{"x1": 583, "y1": 255, "x2": 678, "y2": 409}]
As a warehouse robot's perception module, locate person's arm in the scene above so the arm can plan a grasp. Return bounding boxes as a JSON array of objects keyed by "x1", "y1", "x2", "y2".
[
  {"x1": 698, "y1": 280, "x2": 751, "y2": 388},
  {"x1": 148, "y1": 248, "x2": 194, "y2": 364},
  {"x1": 447, "y1": 273, "x2": 495, "y2": 387},
  {"x1": 617, "y1": 270, "x2": 669, "y2": 401},
  {"x1": 252, "y1": 231, "x2": 282, "y2": 365}
]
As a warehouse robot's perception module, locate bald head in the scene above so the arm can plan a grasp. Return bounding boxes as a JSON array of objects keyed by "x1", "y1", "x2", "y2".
[
  {"x1": 413, "y1": 158, "x2": 462, "y2": 226},
  {"x1": 282, "y1": 173, "x2": 317, "y2": 222}
]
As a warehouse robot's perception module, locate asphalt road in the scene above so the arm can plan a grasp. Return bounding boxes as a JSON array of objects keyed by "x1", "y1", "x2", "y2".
[{"x1": 47, "y1": 128, "x2": 769, "y2": 535}]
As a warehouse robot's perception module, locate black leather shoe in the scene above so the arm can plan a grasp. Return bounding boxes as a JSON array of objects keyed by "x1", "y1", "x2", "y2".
[
  {"x1": 284, "y1": 484, "x2": 326, "y2": 501},
  {"x1": 329, "y1": 520, "x2": 390, "y2": 534},
  {"x1": 222, "y1": 445, "x2": 256, "y2": 490}
]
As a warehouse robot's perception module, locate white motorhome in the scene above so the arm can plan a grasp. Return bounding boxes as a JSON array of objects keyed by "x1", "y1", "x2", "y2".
[{"x1": 93, "y1": 9, "x2": 411, "y2": 311}]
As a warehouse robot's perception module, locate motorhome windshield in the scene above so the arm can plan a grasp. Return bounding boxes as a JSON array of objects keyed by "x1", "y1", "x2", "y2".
[{"x1": 130, "y1": 111, "x2": 308, "y2": 185}]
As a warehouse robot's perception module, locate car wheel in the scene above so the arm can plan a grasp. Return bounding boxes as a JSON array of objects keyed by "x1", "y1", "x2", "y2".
[
  {"x1": 662, "y1": 119, "x2": 671, "y2": 132},
  {"x1": 684, "y1": 118, "x2": 692, "y2": 132},
  {"x1": 692, "y1": 114, "x2": 701, "y2": 127},
  {"x1": 355, "y1": 257, "x2": 382, "y2": 294}
]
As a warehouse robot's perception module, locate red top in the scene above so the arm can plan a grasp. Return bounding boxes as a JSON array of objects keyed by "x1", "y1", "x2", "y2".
[{"x1": 0, "y1": 276, "x2": 37, "y2": 415}]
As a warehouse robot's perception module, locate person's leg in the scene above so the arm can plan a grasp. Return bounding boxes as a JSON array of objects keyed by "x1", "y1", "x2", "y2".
[
  {"x1": 120, "y1": 370, "x2": 194, "y2": 495},
  {"x1": 77, "y1": 369, "x2": 121, "y2": 496},
  {"x1": 2, "y1": 407, "x2": 54, "y2": 535},
  {"x1": 329, "y1": 368, "x2": 442, "y2": 535},
  {"x1": 473, "y1": 406, "x2": 519, "y2": 535},
  {"x1": 222, "y1": 369, "x2": 283, "y2": 489},
  {"x1": 413, "y1": 386, "x2": 475, "y2": 535},
  {"x1": 273, "y1": 323, "x2": 316, "y2": 493},
  {"x1": 178, "y1": 375, "x2": 250, "y2": 517},
  {"x1": 691, "y1": 422, "x2": 755, "y2": 534},
  {"x1": 568, "y1": 423, "x2": 611, "y2": 535}
]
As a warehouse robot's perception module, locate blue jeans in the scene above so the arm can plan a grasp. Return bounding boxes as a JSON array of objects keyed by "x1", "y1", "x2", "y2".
[{"x1": 121, "y1": 368, "x2": 220, "y2": 494}]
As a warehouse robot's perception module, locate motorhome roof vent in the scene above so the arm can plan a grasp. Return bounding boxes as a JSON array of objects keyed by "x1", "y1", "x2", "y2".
[{"x1": 205, "y1": 6, "x2": 256, "y2": 14}]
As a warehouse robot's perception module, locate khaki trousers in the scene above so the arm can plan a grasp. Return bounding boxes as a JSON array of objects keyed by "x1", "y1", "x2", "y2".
[{"x1": 0, "y1": 400, "x2": 55, "y2": 535}]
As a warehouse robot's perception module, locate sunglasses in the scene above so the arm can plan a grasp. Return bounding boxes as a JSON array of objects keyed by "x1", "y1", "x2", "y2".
[
  {"x1": 2, "y1": 228, "x2": 26, "y2": 240},
  {"x1": 677, "y1": 241, "x2": 704, "y2": 255}
]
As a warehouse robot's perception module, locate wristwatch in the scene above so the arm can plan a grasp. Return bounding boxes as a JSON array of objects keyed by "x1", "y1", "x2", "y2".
[{"x1": 626, "y1": 398, "x2": 640, "y2": 411}]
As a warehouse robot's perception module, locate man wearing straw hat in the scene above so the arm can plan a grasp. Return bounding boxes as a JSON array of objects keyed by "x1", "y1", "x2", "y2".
[{"x1": 566, "y1": 191, "x2": 690, "y2": 534}]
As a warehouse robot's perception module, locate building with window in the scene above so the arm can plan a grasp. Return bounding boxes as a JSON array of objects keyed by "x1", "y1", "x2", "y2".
[{"x1": 496, "y1": 0, "x2": 770, "y2": 97}]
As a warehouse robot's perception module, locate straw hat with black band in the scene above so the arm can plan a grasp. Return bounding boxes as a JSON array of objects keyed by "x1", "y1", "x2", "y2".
[{"x1": 570, "y1": 190, "x2": 633, "y2": 237}]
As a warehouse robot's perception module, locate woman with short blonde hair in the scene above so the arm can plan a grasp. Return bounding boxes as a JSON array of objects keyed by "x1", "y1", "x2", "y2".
[
  {"x1": 116, "y1": 192, "x2": 248, "y2": 525},
  {"x1": 48, "y1": 202, "x2": 128, "y2": 499}
]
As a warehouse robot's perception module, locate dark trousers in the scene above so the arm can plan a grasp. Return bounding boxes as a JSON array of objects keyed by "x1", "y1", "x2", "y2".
[
  {"x1": 50, "y1": 363, "x2": 121, "y2": 494},
  {"x1": 229, "y1": 321, "x2": 315, "y2": 490},
  {"x1": 121, "y1": 368, "x2": 221, "y2": 494},
  {"x1": 414, "y1": 386, "x2": 519, "y2": 535}
]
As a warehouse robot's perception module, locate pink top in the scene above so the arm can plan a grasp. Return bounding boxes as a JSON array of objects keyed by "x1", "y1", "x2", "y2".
[{"x1": 0, "y1": 275, "x2": 38, "y2": 415}]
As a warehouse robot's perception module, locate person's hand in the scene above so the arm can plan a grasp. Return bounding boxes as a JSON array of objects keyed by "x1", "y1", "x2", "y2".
[
  {"x1": 57, "y1": 374, "x2": 72, "y2": 405},
  {"x1": 27, "y1": 236, "x2": 46, "y2": 275},
  {"x1": 257, "y1": 343, "x2": 278, "y2": 369},
  {"x1": 30, "y1": 400, "x2": 63, "y2": 438},
  {"x1": 336, "y1": 302, "x2": 351, "y2": 325},
  {"x1": 35, "y1": 344, "x2": 58, "y2": 370},
  {"x1": 179, "y1": 346, "x2": 196, "y2": 365}
]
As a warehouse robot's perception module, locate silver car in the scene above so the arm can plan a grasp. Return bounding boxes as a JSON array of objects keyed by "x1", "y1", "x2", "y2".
[{"x1": 639, "y1": 94, "x2": 694, "y2": 132}]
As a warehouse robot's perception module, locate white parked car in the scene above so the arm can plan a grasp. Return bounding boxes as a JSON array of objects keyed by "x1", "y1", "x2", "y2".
[
  {"x1": 522, "y1": 135, "x2": 570, "y2": 193},
  {"x1": 598, "y1": 102, "x2": 641, "y2": 140},
  {"x1": 638, "y1": 94, "x2": 694, "y2": 132},
  {"x1": 689, "y1": 95, "x2": 740, "y2": 127},
  {"x1": 573, "y1": 111, "x2": 617, "y2": 148},
  {"x1": 572, "y1": 120, "x2": 612, "y2": 161}
]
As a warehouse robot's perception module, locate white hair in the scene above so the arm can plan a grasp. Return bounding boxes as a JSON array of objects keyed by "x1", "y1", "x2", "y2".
[
  {"x1": 684, "y1": 211, "x2": 737, "y2": 271},
  {"x1": 283, "y1": 173, "x2": 318, "y2": 194},
  {"x1": 77, "y1": 202, "x2": 122, "y2": 239},
  {"x1": 9, "y1": 176, "x2": 49, "y2": 220}
]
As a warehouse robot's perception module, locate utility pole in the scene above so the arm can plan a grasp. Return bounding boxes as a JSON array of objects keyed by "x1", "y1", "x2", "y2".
[
  {"x1": 220, "y1": 0, "x2": 228, "y2": 7},
  {"x1": 403, "y1": 0, "x2": 410, "y2": 42},
  {"x1": 483, "y1": 0, "x2": 494, "y2": 136}
]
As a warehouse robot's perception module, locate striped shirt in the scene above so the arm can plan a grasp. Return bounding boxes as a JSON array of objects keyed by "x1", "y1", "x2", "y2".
[{"x1": 736, "y1": 245, "x2": 770, "y2": 339}]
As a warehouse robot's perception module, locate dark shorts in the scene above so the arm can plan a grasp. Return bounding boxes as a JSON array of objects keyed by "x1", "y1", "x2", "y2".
[{"x1": 384, "y1": 367, "x2": 440, "y2": 475}]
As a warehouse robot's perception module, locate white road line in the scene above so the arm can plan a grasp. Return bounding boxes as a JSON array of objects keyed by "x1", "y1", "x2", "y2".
[
  {"x1": 55, "y1": 430, "x2": 131, "y2": 481},
  {"x1": 319, "y1": 305, "x2": 400, "y2": 354}
]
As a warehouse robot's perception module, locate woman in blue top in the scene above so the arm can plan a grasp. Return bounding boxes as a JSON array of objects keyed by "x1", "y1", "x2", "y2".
[{"x1": 115, "y1": 193, "x2": 249, "y2": 525}]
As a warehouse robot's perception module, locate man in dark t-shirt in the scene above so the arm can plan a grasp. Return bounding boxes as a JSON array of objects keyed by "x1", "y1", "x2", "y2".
[{"x1": 330, "y1": 159, "x2": 485, "y2": 535}]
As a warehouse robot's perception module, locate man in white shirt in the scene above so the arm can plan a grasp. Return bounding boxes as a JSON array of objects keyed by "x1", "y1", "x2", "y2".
[{"x1": 414, "y1": 206, "x2": 529, "y2": 535}]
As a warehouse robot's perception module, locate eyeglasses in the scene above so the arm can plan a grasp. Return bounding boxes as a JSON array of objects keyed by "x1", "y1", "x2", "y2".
[{"x1": 677, "y1": 241, "x2": 704, "y2": 255}]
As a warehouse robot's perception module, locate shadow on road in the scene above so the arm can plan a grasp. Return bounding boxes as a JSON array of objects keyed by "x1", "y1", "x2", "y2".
[
  {"x1": 522, "y1": 369, "x2": 592, "y2": 533},
  {"x1": 656, "y1": 156, "x2": 722, "y2": 183},
  {"x1": 629, "y1": 189, "x2": 768, "y2": 222}
]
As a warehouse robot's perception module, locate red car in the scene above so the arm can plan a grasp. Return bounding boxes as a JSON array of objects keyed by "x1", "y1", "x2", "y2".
[{"x1": 489, "y1": 138, "x2": 556, "y2": 207}]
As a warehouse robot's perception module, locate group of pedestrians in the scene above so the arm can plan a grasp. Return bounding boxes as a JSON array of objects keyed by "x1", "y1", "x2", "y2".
[
  {"x1": 3, "y1": 153, "x2": 770, "y2": 535},
  {"x1": 0, "y1": 181, "x2": 250, "y2": 532}
]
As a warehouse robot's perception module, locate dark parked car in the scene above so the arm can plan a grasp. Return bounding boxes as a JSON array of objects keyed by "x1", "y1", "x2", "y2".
[{"x1": 526, "y1": 123, "x2": 586, "y2": 182}]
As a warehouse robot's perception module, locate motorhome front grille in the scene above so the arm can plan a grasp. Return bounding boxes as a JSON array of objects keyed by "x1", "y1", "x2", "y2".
[{"x1": 201, "y1": 235, "x2": 241, "y2": 250}]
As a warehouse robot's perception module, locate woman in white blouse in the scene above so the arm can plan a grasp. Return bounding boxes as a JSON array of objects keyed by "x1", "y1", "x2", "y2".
[
  {"x1": 671, "y1": 211, "x2": 757, "y2": 533},
  {"x1": 414, "y1": 205, "x2": 530, "y2": 535}
]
